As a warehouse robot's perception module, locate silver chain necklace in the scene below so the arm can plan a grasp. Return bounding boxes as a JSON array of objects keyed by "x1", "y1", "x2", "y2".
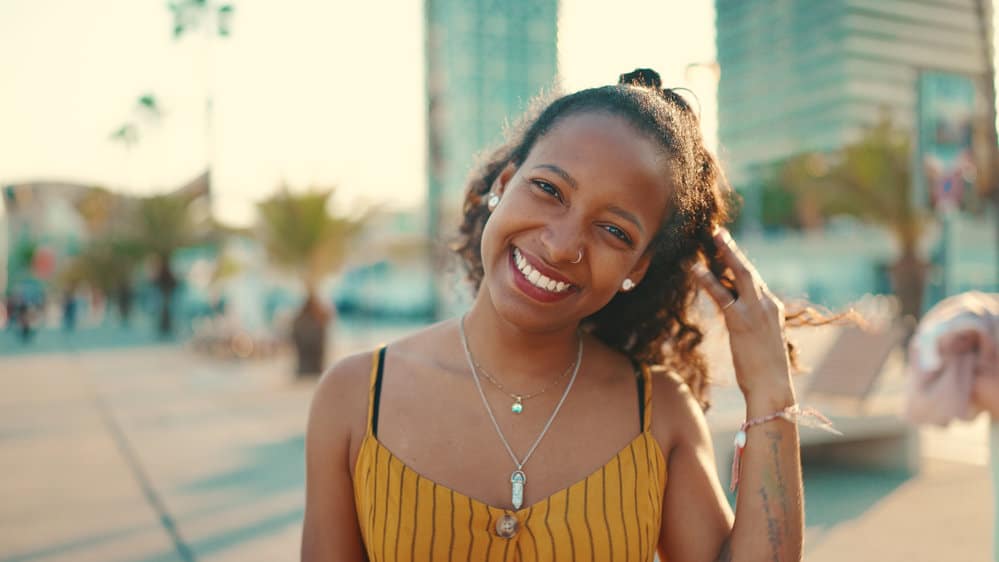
[
  {"x1": 458, "y1": 315, "x2": 583, "y2": 510},
  {"x1": 472, "y1": 352, "x2": 576, "y2": 414}
]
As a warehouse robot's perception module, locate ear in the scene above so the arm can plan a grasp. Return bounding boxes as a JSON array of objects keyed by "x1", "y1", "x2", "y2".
[
  {"x1": 490, "y1": 162, "x2": 518, "y2": 198},
  {"x1": 626, "y1": 252, "x2": 653, "y2": 288}
]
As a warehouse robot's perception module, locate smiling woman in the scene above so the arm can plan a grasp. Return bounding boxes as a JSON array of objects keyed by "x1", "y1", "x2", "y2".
[{"x1": 302, "y1": 69, "x2": 830, "y2": 562}]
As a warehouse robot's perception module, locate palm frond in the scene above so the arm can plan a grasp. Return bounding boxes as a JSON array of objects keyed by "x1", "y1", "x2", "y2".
[{"x1": 256, "y1": 186, "x2": 369, "y2": 290}]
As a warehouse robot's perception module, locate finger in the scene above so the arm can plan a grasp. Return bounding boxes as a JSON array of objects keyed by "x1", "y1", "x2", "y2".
[
  {"x1": 713, "y1": 228, "x2": 763, "y2": 300},
  {"x1": 691, "y1": 261, "x2": 738, "y2": 312}
]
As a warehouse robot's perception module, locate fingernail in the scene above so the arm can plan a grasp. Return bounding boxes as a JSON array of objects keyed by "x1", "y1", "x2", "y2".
[{"x1": 691, "y1": 262, "x2": 708, "y2": 275}]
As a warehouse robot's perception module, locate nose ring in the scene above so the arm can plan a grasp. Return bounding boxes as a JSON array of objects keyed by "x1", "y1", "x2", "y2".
[{"x1": 570, "y1": 249, "x2": 583, "y2": 264}]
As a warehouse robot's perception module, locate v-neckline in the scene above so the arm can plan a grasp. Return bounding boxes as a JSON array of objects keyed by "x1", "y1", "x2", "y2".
[{"x1": 360, "y1": 430, "x2": 666, "y2": 515}]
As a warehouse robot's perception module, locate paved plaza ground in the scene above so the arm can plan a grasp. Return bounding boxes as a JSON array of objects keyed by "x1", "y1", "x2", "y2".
[{"x1": 0, "y1": 329, "x2": 994, "y2": 561}]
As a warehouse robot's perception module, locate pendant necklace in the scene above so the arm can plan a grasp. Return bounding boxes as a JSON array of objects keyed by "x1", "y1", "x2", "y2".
[
  {"x1": 472, "y1": 350, "x2": 576, "y2": 414},
  {"x1": 459, "y1": 315, "x2": 583, "y2": 510}
]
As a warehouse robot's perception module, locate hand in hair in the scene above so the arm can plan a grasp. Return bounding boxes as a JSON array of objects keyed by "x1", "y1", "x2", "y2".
[{"x1": 691, "y1": 227, "x2": 795, "y2": 404}]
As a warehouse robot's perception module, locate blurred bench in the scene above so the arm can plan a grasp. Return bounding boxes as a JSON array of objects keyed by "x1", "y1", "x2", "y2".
[{"x1": 708, "y1": 322, "x2": 920, "y2": 483}]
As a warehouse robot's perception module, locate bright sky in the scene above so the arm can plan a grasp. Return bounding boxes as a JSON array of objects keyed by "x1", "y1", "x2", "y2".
[{"x1": 0, "y1": 0, "x2": 715, "y2": 226}]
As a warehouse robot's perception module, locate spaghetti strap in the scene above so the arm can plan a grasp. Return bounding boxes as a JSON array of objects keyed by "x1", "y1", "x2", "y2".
[{"x1": 366, "y1": 345, "x2": 387, "y2": 437}]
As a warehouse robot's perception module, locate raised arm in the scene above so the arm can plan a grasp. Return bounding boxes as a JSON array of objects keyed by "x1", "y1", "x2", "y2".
[
  {"x1": 301, "y1": 353, "x2": 372, "y2": 562},
  {"x1": 681, "y1": 227, "x2": 805, "y2": 561}
]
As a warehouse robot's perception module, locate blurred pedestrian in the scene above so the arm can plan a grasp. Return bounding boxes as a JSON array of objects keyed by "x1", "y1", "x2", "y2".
[
  {"x1": 906, "y1": 291, "x2": 999, "y2": 560},
  {"x1": 62, "y1": 285, "x2": 79, "y2": 333}
]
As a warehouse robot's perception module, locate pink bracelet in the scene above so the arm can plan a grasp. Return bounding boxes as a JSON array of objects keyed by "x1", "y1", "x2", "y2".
[{"x1": 729, "y1": 404, "x2": 841, "y2": 492}]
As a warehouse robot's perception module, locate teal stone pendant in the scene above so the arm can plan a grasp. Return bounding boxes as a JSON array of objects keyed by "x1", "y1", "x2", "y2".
[
  {"x1": 511, "y1": 470, "x2": 526, "y2": 509},
  {"x1": 511, "y1": 397, "x2": 524, "y2": 414}
]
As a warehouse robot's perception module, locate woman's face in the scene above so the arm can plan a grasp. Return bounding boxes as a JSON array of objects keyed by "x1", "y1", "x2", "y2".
[{"x1": 479, "y1": 111, "x2": 673, "y2": 332}]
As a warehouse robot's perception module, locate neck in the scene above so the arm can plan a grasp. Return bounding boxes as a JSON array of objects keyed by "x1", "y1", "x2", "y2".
[{"x1": 461, "y1": 294, "x2": 583, "y2": 382}]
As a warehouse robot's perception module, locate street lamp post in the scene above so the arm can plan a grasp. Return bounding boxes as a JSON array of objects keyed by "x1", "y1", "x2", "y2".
[{"x1": 169, "y1": 0, "x2": 235, "y2": 209}]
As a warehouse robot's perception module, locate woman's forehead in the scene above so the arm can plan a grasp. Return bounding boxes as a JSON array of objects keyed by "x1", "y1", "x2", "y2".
[{"x1": 524, "y1": 112, "x2": 672, "y2": 211}]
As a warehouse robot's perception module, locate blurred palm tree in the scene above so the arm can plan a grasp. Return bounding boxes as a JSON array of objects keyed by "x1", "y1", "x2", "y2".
[
  {"x1": 781, "y1": 116, "x2": 931, "y2": 323},
  {"x1": 257, "y1": 187, "x2": 369, "y2": 375},
  {"x1": 62, "y1": 237, "x2": 142, "y2": 310},
  {"x1": 169, "y1": 0, "x2": 235, "y2": 38},
  {"x1": 132, "y1": 193, "x2": 203, "y2": 337},
  {"x1": 109, "y1": 123, "x2": 139, "y2": 149},
  {"x1": 70, "y1": 188, "x2": 142, "y2": 324}
]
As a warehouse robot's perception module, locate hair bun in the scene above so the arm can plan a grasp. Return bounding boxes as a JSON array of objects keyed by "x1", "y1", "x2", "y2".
[{"x1": 618, "y1": 68, "x2": 662, "y2": 89}]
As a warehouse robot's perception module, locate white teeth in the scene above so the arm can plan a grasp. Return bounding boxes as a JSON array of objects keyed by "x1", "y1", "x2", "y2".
[{"x1": 512, "y1": 247, "x2": 572, "y2": 294}]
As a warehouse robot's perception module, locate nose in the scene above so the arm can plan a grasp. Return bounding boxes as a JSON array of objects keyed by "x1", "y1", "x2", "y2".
[{"x1": 539, "y1": 216, "x2": 584, "y2": 265}]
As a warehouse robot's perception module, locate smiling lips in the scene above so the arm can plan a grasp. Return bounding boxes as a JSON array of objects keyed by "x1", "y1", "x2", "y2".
[{"x1": 511, "y1": 247, "x2": 576, "y2": 296}]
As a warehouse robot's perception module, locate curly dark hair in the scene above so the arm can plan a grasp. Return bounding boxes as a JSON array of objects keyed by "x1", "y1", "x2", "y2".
[{"x1": 453, "y1": 69, "x2": 832, "y2": 409}]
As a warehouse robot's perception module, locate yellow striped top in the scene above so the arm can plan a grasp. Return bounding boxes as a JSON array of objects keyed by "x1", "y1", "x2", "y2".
[{"x1": 353, "y1": 346, "x2": 668, "y2": 562}]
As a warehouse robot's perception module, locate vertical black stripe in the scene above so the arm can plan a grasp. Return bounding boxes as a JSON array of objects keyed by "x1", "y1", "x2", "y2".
[
  {"x1": 643, "y1": 435, "x2": 659, "y2": 551},
  {"x1": 629, "y1": 441, "x2": 643, "y2": 562},
  {"x1": 515, "y1": 538, "x2": 523, "y2": 561},
  {"x1": 565, "y1": 488, "x2": 576, "y2": 561},
  {"x1": 584, "y1": 476, "x2": 594, "y2": 562},
  {"x1": 602, "y1": 465, "x2": 614, "y2": 562},
  {"x1": 525, "y1": 505, "x2": 538, "y2": 560},
  {"x1": 372, "y1": 346, "x2": 387, "y2": 437},
  {"x1": 429, "y1": 482, "x2": 437, "y2": 560},
  {"x1": 410, "y1": 474, "x2": 420, "y2": 562},
  {"x1": 381, "y1": 455, "x2": 393, "y2": 557},
  {"x1": 617, "y1": 455, "x2": 629, "y2": 562},
  {"x1": 394, "y1": 468, "x2": 406, "y2": 562},
  {"x1": 465, "y1": 496, "x2": 474, "y2": 561},
  {"x1": 501, "y1": 515, "x2": 510, "y2": 561},
  {"x1": 361, "y1": 463, "x2": 372, "y2": 556},
  {"x1": 544, "y1": 497, "x2": 555, "y2": 560},
  {"x1": 448, "y1": 490, "x2": 455, "y2": 562},
  {"x1": 485, "y1": 509, "x2": 493, "y2": 561},
  {"x1": 369, "y1": 445, "x2": 379, "y2": 537}
]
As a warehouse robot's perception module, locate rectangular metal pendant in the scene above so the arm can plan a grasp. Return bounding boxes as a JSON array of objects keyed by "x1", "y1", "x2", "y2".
[{"x1": 511, "y1": 470, "x2": 526, "y2": 509}]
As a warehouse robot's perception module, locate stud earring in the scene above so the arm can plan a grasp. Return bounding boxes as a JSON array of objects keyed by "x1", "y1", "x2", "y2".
[
  {"x1": 622, "y1": 278, "x2": 635, "y2": 291},
  {"x1": 486, "y1": 193, "x2": 500, "y2": 211}
]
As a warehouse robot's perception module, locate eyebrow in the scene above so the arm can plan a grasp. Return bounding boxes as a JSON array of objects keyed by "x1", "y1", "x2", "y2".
[
  {"x1": 608, "y1": 205, "x2": 645, "y2": 235},
  {"x1": 533, "y1": 164, "x2": 578, "y2": 190}
]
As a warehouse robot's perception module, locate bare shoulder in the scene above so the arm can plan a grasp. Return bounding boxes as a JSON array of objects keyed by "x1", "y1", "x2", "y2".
[
  {"x1": 308, "y1": 319, "x2": 458, "y2": 446},
  {"x1": 382, "y1": 318, "x2": 463, "y2": 371},
  {"x1": 647, "y1": 368, "x2": 712, "y2": 456},
  {"x1": 307, "y1": 350, "x2": 378, "y2": 448}
]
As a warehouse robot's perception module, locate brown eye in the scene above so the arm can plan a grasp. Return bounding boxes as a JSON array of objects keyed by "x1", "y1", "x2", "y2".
[
  {"x1": 532, "y1": 180, "x2": 563, "y2": 203},
  {"x1": 602, "y1": 224, "x2": 633, "y2": 245}
]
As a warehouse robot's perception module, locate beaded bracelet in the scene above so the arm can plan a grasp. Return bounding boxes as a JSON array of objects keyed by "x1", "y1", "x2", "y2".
[{"x1": 729, "y1": 404, "x2": 841, "y2": 492}]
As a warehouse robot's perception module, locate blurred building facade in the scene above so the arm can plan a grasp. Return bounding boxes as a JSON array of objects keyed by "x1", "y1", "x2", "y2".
[
  {"x1": 715, "y1": 0, "x2": 992, "y2": 229},
  {"x1": 425, "y1": 0, "x2": 558, "y2": 317},
  {"x1": 3, "y1": 182, "x2": 91, "y2": 296}
]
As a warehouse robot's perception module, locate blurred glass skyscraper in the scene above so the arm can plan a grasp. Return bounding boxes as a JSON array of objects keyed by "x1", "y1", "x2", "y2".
[
  {"x1": 425, "y1": 0, "x2": 558, "y2": 317},
  {"x1": 715, "y1": 0, "x2": 992, "y2": 230}
]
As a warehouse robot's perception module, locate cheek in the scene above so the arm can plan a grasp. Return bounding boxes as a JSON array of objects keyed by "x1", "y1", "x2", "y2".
[
  {"x1": 478, "y1": 208, "x2": 510, "y2": 270},
  {"x1": 479, "y1": 190, "x2": 531, "y2": 253}
]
